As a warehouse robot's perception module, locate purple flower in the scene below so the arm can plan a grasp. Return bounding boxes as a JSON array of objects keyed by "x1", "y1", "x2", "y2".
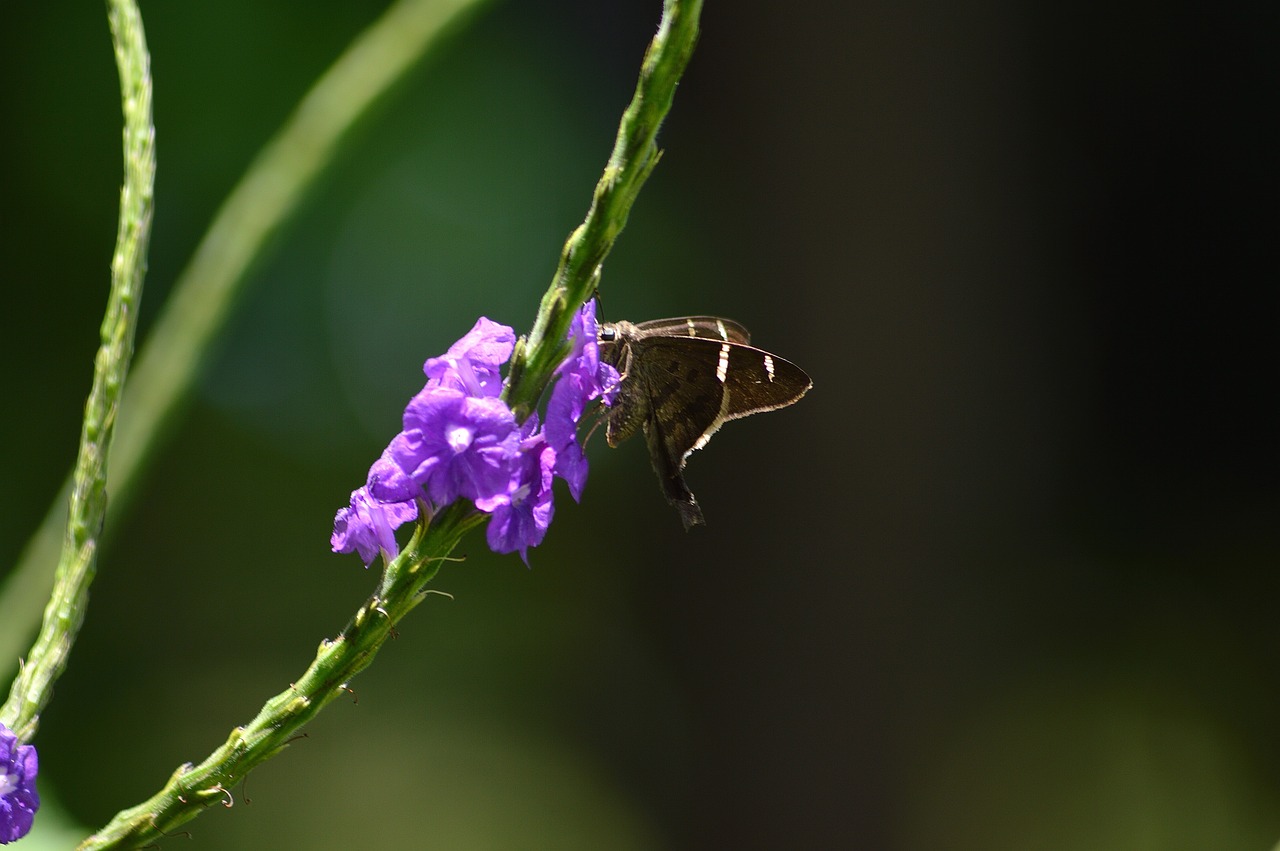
[
  {"x1": 369, "y1": 386, "x2": 518, "y2": 508},
  {"x1": 0, "y1": 724, "x2": 38, "y2": 844},
  {"x1": 423, "y1": 317, "x2": 515, "y2": 398},
  {"x1": 331, "y1": 487, "x2": 418, "y2": 567},
  {"x1": 545, "y1": 300, "x2": 619, "y2": 500},
  {"x1": 563, "y1": 299, "x2": 619, "y2": 406},
  {"x1": 476, "y1": 429, "x2": 556, "y2": 565}
]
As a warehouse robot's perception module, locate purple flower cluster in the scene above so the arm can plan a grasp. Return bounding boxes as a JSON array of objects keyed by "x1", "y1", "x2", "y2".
[
  {"x1": 0, "y1": 723, "x2": 38, "y2": 844},
  {"x1": 332, "y1": 303, "x2": 617, "y2": 565}
]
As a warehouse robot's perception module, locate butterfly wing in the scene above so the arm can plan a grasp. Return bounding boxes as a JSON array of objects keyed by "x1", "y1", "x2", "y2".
[{"x1": 717, "y1": 344, "x2": 812, "y2": 423}]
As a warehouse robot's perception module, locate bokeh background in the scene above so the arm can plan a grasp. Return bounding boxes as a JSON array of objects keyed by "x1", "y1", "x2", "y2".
[{"x1": 2, "y1": 1, "x2": 1277, "y2": 848}]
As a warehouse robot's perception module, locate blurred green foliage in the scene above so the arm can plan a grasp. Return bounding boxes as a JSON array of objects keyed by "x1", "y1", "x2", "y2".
[{"x1": 2, "y1": 1, "x2": 1277, "y2": 849}]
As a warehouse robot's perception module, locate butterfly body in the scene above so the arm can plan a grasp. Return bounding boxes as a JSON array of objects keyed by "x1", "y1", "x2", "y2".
[{"x1": 598, "y1": 316, "x2": 812, "y2": 529}]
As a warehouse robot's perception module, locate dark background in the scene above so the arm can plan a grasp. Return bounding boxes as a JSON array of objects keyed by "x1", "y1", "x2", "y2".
[{"x1": 2, "y1": 1, "x2": 1276, "y2": 848}]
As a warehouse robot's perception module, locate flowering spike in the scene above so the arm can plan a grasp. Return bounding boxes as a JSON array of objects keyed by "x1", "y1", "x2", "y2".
[{"x1": 333, "y1": 308, "x2": 615, "y2": 565}]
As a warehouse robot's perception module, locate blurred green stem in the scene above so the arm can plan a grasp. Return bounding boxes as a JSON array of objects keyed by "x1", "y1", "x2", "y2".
[
  {"x1": 0, "y1": 0, "x2": 491, "y2": 675},
  {"x1": 0, "y1": 0, "x2": 155, "y2": 742},
  {"x1": 504, "y1": 0, "x2": 703, "y2": 417}
]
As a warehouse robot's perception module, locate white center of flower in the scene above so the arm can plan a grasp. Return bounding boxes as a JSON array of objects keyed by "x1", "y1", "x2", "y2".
[
  {"x1": 1, "y1": 769, "x2": 18, "y2": 796},
  {"x1": 446, "y1": 425, "x2": 474, "y2": 454}
]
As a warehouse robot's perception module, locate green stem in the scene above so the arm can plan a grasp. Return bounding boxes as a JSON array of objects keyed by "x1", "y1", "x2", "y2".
[
  {"x1": 77, "y1": 504, "x2": 485, "y2": 850},
  {"x1": 0, "y1": 0, "x2": 492, "y2": 675},
  {"x1": 504, "y1": 0, "x2": 703, "y2": 418},
  {"x1": 0, "y1": 0, "x2": 155, "y2": 742}
]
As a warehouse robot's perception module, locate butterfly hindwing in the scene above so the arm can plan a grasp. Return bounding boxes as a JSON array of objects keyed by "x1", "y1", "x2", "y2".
[{"x1": 627, "y1": 316, "x2": 752, "y2": 345}]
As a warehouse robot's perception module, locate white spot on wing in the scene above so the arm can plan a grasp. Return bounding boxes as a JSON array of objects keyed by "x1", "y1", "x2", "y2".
[
  {"x1": 715, "y1": 319, "x2": 728, "y2": 341},
  {"x1": 764, "y1": 354, "x2": 776, "y2": 381},
  {"x1": 715, "y1": 342, "x2": 730, "y2": 383},
  {"x1": 685, "y1": 318, "x2": 697, "y2": 336}
]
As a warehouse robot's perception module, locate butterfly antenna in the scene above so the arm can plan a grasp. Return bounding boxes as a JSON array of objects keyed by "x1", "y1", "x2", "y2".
[
  {"x1": 590, "y1": 279, "x2": 606, "y2": 320},
  {"x1": 582, "y1": 411, "x2": 606, "y2": 447}
]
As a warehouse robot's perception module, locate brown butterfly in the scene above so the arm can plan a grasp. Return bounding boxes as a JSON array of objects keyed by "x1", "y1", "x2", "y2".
[{"x1": 598, "y1": 316, "x2": 812, "y2": 529}]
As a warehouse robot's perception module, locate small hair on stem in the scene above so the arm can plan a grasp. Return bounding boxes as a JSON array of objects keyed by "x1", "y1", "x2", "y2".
[
  {"x1": 423, "y1": 554, "x2": 467, "y2": 565},
  {"x1": 144, "y1": 817, "x2": 193, "y2": 845},
  {"x1": 208, "y1": 785, "x2": 234, "y2": 809},
  {"x1": 239, "y1": 769, "x2": 254, "y2": 806}
]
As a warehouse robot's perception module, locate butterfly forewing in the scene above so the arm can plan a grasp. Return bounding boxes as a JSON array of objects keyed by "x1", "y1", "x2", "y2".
[{"x1": 721, "y1": 343, "x2": 811, "y2": 419}]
